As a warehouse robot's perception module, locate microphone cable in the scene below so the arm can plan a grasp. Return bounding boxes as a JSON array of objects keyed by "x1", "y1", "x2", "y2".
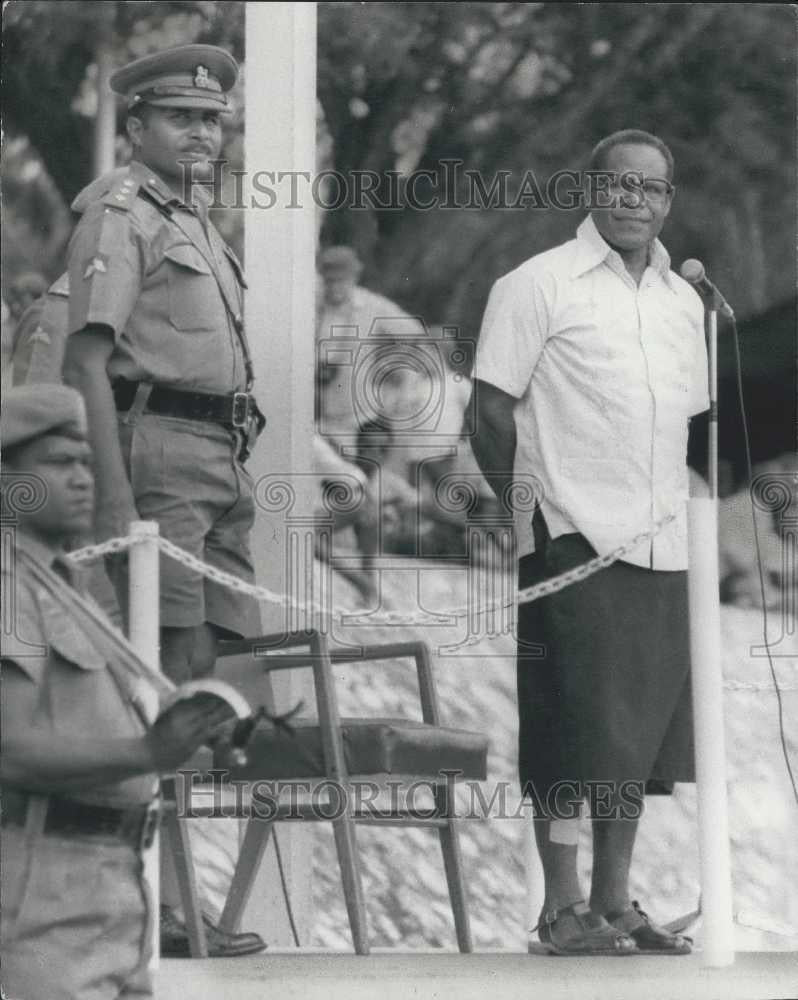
[
  {"x1": 273, "y1": 827, "x2": 302, "y2": 947},
  {"x1": 729, "y1": 313, "x2": 798, "y2": 807}
]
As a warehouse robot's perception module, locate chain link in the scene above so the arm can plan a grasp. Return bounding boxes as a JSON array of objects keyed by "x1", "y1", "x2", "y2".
[
  {"x1": 66, "y1": 514, "x2": 791, "y2": 692},
  {"x1": 69, "y1": 535, "x2": 147, "y2": 563},
  {"x1": 724, "y1": 679, "x2": 798, "y2": 693},
  {"x1": 515, "y1": 512, "x2": 678, "y2": 606},
  {"x1": 68, "y1": 513, "x2": 677, "y2": 626}
]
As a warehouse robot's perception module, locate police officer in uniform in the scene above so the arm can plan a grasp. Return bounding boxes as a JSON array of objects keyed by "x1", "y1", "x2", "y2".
[
  {"x1": 0, "y1": 384, "x2": 235, "y2": 1000},
  {"x1": 11, "y1": 271, "x2": 70, "y2": 385},
  {"x1": 62, "y1": 44, "x2": 266, "y2": 954}
]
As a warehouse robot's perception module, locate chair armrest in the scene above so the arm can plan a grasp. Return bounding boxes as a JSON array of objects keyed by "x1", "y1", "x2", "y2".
[{"x1": 217, "y1": 633, "x2": 442, "y2": 724}]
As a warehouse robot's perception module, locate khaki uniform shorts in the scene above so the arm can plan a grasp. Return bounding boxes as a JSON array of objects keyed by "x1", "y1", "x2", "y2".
[
  {"x1": 118, "y1": 413, "x2": 260, "y2": 637},
  {"x1": 1, "y1": 824, "x2": 152, "y2": 1000}
]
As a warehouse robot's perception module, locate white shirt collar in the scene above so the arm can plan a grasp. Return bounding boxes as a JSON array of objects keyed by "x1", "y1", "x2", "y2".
[{"x1": 572, "y1": 215, "x2": 673, "y2": 287}]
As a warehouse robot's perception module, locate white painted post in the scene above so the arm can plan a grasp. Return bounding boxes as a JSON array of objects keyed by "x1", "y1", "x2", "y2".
[
  {"x1": 127, "y1": 520, "x2": 162, "y2": 969},
  {"x1": 242, "y1": 1, "x2": 317, "y2": 946},
  {"x1": 93, "y1": 12, "x2": 116, "y2": 178},
  {"x1": 688, "y1": 496, "x2": 735, "y2": 966}
]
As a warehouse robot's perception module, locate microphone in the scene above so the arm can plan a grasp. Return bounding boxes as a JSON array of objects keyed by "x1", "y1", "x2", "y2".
[{"x1": 680, "y1": 259, "x2": 734, "y2": 318}]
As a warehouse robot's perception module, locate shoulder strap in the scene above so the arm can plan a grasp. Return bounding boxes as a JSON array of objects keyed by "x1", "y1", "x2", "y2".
[
  {"x1": 101, "y1": 173, "x2": 142, "y2": 214},
  {"x1": 138, "y1": 191, "x2": 255, "y2": 389},
  {"x1": 19, "y1": 549, "x2": 175, "y2": 703}
]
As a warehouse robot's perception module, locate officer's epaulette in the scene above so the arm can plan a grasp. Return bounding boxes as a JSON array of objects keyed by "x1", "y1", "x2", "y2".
[
  {"x1": 100, "y1": 172, "x2": 142, "y2": 212},
  {"x1": 70, "y1": 166, "x2": 136, "y2": 215}
]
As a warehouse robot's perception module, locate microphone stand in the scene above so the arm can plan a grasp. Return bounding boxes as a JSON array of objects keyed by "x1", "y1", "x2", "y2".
[
  {"x1": 687, "y1": 291, "x2": 735, "y2": 967},
  {"x1": 707, "y1": 294, "x2": 720, "y2": 499}
]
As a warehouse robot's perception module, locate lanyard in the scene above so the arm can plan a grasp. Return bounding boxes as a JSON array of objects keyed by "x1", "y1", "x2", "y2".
[{"x1": 142, "y1": 191, "x2": 255, "y2": 391}]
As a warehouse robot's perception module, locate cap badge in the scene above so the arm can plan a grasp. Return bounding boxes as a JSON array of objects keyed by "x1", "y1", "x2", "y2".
[{"x1": 194, "y1": 65, "x2": 212, "y2": 89}]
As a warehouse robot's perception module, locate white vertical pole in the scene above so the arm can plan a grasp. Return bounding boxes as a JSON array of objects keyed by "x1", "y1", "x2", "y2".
[
  {"x1": 93, "y1": 11, "x2": 116, "y2": 178},
  {"x1": 688, "y1": 302, "x2": 735, "y2": 967},
  {"x1": 707, "y1": 309, "x2": 719, "y2": 499},
  {"x1": 128, "y1": 520, "x2": 162, "y2": 969},
  {"x1": 243, "y1": 0, "x2": 317, "y2": 945}
]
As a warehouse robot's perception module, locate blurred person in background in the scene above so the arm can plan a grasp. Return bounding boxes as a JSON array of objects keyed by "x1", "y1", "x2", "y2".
[
  {"x1": 315, "y1": 245, "x2": 425, "y2": 345},
  {"x1": 2, "y1": 272, "x2": 49, "y2": 389},
  {"x1": 5, "y1": 271, "x2": 48, "y2": 326},
  {"x1": 315, "y1": 245, "x2": 429, "y2": 452},
  {"x1": 10, "y1": 272, "x2": 69, "y2": 386}
]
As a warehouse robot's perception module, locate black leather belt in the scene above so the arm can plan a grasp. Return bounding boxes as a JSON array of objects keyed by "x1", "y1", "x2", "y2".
[
  {"x1": 113, "y1": 377, "x2": 264, "y2": 433},
  {"x1": 1, "y1": 789, "x2": 159, "y2": 851}
]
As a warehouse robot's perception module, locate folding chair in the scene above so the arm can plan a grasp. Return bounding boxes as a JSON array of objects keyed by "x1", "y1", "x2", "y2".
[{"x1": 163, "y1": 629, "x2": 489, "y2": 956}]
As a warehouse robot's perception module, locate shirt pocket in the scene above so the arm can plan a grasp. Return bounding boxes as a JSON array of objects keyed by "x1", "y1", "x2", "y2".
[
  {"x1": 163, "y1": 243, "x2": 219, "y2": 332},
  {"x1": 38, "y1": 591, "x2": 106, "y2": 671}
]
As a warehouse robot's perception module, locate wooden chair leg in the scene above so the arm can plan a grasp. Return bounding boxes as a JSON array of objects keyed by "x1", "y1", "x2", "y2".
[
  {"x1": 218, "y1": 817, "x2": 275, "y2": 934},
  {"x1": 163, "y1": 811, "x2": 208, "y2": 958},
  {"x1": 436, "y1": 786, "x2": 473, "y2": 953},
  {"x1": 332, "y1": 813, "x2": 370, "y2": 954}
]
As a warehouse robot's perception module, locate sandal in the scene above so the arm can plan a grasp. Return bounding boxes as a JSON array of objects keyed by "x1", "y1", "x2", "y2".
[
  {"x1": 605, "y1": 901, "x2": 692, "y2": 955},
  {"x1": 531, "y1": 901, "x2": 638, "y2": 956}
]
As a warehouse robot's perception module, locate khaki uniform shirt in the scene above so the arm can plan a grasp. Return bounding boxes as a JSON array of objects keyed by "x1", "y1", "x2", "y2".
[
  {"x1": 67, "y1": 161, "x2": 249, "y2": 393},
  {"x1": 11, "y1": 272, "x2": 69, "y2": 385},
  {"x1": 1, "y1": 533, "x2": 157, "y2": 808}
]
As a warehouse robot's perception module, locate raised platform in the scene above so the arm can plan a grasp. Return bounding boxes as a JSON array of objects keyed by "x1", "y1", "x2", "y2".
[{"x1": 155, "y1": 950, "x2": 797, "y2": 1000}]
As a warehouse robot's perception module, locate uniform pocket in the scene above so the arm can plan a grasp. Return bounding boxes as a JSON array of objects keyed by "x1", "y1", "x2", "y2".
[
  {"x1": 38, "y1": 592, "x2": 106, "y2": 671},
  {"x1": 124, "y1": 417, "x2": 166, "y2": 498},
  {"x1": 11, "y1": 835, "x2": 110, "y2": 943},
  {"x1": 163, "y1": 243, "x2": 217, "y2": 332}
]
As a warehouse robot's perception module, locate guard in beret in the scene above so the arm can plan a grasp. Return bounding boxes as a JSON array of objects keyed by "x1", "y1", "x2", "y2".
[
  {"x1": 61, "y1": 44, "x2": 266, "y2": 956},
  {"x1": 0, "y1": 385, "x2": 236, "y2": 1000}
]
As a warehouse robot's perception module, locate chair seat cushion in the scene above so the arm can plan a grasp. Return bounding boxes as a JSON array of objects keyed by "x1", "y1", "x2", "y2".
[{"x1": 214, "y1": 717, "x2": 488, "y2": 781}]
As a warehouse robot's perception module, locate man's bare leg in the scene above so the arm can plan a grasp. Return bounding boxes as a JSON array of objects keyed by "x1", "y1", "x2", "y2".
[
  {"x1": 533, "y1": 817, "x2": 584, "y2": 918},
  {"x1": 160, "y1": 623, "x2": 218, "y2": 685},
  {"x1": 589, "y1": 816, "x2": 639, "y2": 916},
  {"x1": 530, "y1": 803, "x2": 636, "y2": 954}
]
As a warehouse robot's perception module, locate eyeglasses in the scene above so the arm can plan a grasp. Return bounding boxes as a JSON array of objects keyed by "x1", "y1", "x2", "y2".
[{"x1": 609, "y1": 173, "x2": 675, "y2": 205}]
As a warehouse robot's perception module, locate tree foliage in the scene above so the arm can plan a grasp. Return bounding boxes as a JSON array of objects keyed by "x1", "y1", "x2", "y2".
[
  {"x1": 2, "y1": 1, "x2": 795, "y2": 328},
  {"x1": 317, "y1": 2, "x2": 795, "y2": 330}
]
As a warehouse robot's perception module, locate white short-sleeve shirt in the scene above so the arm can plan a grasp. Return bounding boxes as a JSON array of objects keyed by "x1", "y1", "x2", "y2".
[{"x1": 475, "y1": 215, "x2": 710, "y2": 570}]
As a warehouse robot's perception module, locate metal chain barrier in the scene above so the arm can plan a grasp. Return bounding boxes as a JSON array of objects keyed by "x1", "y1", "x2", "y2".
[
  {"x1": 68, "y1": 514, "x2": 798, "y2": 688},
  {"x1": 69, "y1": 513, "x2": 677, "y2": 625}
]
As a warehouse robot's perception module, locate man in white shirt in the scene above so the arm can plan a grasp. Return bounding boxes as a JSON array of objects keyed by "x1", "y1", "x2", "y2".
[{"x1": 472, "y1": 130, "x2": 708, "y2": 956}]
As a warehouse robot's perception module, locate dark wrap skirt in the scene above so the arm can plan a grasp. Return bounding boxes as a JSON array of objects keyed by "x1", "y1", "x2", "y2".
[{"x1": 517, "y1": 511, "x2": 695, "y2": 811}]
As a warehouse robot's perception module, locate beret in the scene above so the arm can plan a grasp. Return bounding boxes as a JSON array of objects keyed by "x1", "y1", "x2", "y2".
[
  {"x1": 318, "y1": 246, "x2": 362, "y2": 275},
  {"x1": 2, "y1": 385, "x2": 88, "y2": 451},
  {"x1": 110, "y1": 44, "x2": 238, "y2": 114}
]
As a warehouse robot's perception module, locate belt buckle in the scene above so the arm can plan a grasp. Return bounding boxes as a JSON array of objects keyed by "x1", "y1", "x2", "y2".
[
  {"x1": 138, "y1": 803, "x2": 160, "y2": 851},
  {"x1": 231, "y1": 392, "x2": 251, "y2": 429}
]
